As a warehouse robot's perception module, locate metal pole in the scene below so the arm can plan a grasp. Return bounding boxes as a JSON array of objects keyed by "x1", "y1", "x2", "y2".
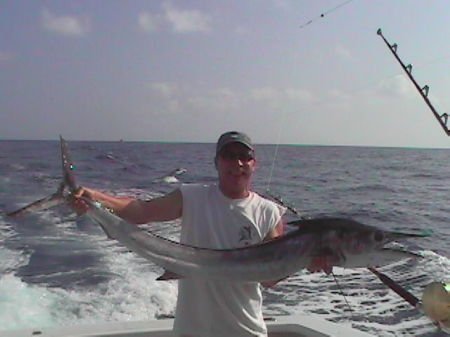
[{"x1": 377, "y1": 28, "x2": 450, "y2": 136}]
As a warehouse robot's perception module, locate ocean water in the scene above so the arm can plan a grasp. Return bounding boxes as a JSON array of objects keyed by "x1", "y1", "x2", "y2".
[{"x1": 0, "y1": 140, "x2": 449, "y2": 336}]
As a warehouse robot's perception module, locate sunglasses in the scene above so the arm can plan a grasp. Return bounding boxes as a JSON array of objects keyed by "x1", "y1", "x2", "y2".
[{"x1": 219, "y1": 150, "x2": 255, "y2": 162}]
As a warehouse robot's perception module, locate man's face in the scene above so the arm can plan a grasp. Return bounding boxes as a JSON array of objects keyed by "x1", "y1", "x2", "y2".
[{"x1": 216, "y1": 142, "x2": 256, "y2": 192}]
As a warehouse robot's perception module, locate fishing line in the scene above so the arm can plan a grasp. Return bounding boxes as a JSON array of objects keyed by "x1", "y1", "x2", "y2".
[
  {"x1": 299, "y1": 0, "x2": 356, "y2": 29},
  {"x1": 266, "y1": 0, "x2": 358, "y2": 193},
  {"x1": 267, "y1": 191, "x2": 356, "y2": 313},
  {"x1": 261, "y1": 53, "x2": 449, "y2": 178},
  {"x1": 331, "y1": 271, "x2": 354, "y2": 314},
  {"x1": 265, "y1": 21, "x2": 450, "y2": 195},
  {"x1": 266, "y1": 171, "x2": 359, "y2": 316},
  {"x1": 264, "y1": 109, "x2": 288, "y2": 193}
]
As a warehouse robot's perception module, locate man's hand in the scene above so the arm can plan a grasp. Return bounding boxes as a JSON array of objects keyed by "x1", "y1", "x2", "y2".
[{"x1": 70, "y1": 187, "x2": 96, "y2": 215}]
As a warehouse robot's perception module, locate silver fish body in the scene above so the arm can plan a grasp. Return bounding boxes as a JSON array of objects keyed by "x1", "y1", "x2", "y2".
[
  {"x1": 7, "y1": 136, "x2": 424, "y2": 282},
  {"x1": 86, "y1": 206, "x2": 421, "y2": 281}
]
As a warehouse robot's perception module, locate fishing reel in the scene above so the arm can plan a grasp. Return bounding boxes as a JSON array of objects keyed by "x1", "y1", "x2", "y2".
[{"x1": 421, "y1": 282, "x2": 450, "y2": 333}]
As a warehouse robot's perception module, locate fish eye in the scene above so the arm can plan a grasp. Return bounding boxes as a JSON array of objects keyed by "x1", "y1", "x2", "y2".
[
  {"x1": 335, "y1": 230, "x2": 345, "y2": 239},
  {"x1": 374, "y1": 231, "x2": 384, "y2": 242}
]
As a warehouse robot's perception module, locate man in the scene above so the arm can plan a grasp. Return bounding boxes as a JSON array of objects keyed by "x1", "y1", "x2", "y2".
[{"x1": 72, "y1": 131, "x2": 286, "y2": 337}]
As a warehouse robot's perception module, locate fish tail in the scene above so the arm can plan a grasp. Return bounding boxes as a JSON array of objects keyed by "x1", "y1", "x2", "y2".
[
  {"x1": 7, "y1": 136, "x2": 78, "y2": 216},
  {"x1": 59, "y1": 135, "x2": 78, "y2": 193},
  {"x1": 6, "y1": 186, "x2": 66, "y2": 216}
]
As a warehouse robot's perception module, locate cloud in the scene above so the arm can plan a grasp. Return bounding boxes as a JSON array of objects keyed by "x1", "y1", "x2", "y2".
[
  {"x1": 162, "y1": 3, "x2": 212, "y2": 33},
  {"x1": 250, "y1": 86, "x2": 314, "y2": 103},
  {"x1": 41, "y1": 8, "x2": 89, "y2": 37},
  {"x1": 335, "y1": 44, "x2": 352, "y2": 59},
  {"x1": 148, "y1": 82, "x2": 178, "y2": 97},
  {"x1": 234, "y1": 25, "x2": 250, "y2": 35},
  {"x1": 376, "y1": 75, "x2": 416, "y2": 99},
  {"x1": 187, "y1": 88, "x2": 240, "y2": 113},
  {"x1": 328, "y1": 88, "x2": 351, "y2": 101},
  {"x1": 138, "y1": 12, "x2": 162, "y2": 33},
  {"x1": 250, "y1": 87, "x2": 280, "y2": 101},
  {"x1": 143, "y1": 84, "x2": 314, "y2": 118},
  {"x1": 144, "y1": 82, "x2": 181, "y2": 114},
  {"x1": 285, "y1": 88, "x2": 314, "y2": 101},
  {"x1": 0, "y1": 51, "x2": 14, "y2": 63},
  {"x1": 272, "y1": 0, "x2": 292, "y2": 11}
]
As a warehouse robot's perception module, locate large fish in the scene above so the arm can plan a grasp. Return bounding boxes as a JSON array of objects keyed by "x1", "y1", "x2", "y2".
[{"x1": 7, "y1": 136, "x2": 426, "y2": 282}]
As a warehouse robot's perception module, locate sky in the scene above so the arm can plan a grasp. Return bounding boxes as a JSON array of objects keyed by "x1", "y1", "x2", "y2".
[{"x1": 2, "y1": 0, "x2": 450, "y2": 148}]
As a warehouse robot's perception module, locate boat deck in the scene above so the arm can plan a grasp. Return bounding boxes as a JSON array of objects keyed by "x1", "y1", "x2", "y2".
[{"x1": 0, "y1": 315, "x2": 376, "y2": 337}]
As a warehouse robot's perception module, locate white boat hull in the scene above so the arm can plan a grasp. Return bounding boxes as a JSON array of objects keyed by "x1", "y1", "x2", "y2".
[{"x1": 0, "y1": 314, "x2": 375, "y2": 337}]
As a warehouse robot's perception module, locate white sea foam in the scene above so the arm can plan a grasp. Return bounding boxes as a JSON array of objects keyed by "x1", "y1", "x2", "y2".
[
  {"x1": 0, "y1": 239, "x2": 177, "y2": 331},
  {"x1": 0, "y1": 221, "x2": 29, "y2": 273},
  {"x1": 263, "y1": 251, "x2": 448, "y2": 336},
  {"x1": 419, "y1": 250, "x2": 450, "y2": 281},
  {"x1": 0, "y1": 248, "x2": 29, "y2": 274},
  {"x1": 96, "y1": 248, "x2": 178, "y2": 321},
  {"x1": 0, "y1": 195, "x2": 178, "y2": 332},
  {"x1": 0, "y1": 274, "x2": 62, "y2": 330}
]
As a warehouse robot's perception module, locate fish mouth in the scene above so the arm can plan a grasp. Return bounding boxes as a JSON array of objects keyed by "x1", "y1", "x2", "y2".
[
  {"x1": 381, "y1": 247, "x2": 422, "y2": 257},
  {"x1": 384, "y1": 231, "x2": 431, "y2": 243}
]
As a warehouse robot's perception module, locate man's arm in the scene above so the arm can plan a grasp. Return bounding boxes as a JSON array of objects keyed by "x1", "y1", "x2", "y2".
[
  {"x1": 264, "y1": 218, "x2": 284, "y2": 240},
  {"x1": 72, "y1": 187, "x2": 183, "y2": 224}
]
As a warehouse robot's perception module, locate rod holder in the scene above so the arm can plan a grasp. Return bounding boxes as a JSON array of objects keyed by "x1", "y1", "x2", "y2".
[{"x1": 441, "y1": 113, "x2": 448, "y2": 126}]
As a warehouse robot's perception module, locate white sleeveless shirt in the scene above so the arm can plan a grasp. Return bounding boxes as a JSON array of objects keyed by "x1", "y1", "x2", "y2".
[{"x1": 173, "y1": 184, "x2": 286, "y2": 337}]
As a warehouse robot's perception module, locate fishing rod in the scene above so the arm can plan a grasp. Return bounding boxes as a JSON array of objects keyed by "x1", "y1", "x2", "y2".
[
  {"x1": 377, "y1": 28, "x2": 450, "y2": 332},
  {"x1": 377, "y1": 28, "x2": 450, "y2": 136}
]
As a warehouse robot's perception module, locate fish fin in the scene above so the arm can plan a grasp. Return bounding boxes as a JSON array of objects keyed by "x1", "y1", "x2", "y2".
[
  {"x1": 96, "y1": 222, "x2": 115, "y2": 240},
  {"x1": 7, "y1": 136, "x2": 79, "y2": 217},
  {"x1": 308, "y1": 255, "x2": 335, "y2": 274},
  {"x1": 390, "y1": 230, "x2": 432, "y2": 238},
  {"x1": 262, "y1": 276, "x2": 289, "y2": 288},
  {"x1": 59, "y1": 135, "x2": 78, "y2": 193},
  {"x1": 381, "y1": 248, "x2": 423, "y2": 258},
  {"x1": 6, "y1": 191, "x2": 65, "y2": 217},
  {"x1": 156, "y1": 270, "x2": 183, "y2": 281}
]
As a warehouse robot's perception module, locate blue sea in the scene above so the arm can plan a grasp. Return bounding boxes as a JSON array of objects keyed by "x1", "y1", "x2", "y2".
[{"x1": 0, "y1": 140, "x2": 449, "y2": 336}]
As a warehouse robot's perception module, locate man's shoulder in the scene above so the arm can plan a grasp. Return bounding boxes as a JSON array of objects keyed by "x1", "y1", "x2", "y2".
[
  {"x1": 252, "y1": 191, "x2": 276, "y2": 205},
  {"x1": 180, "y1": 183, "x2": 215, "y2": 195},
  {"x1": 252, "y1": 192, "x2": 286, "y2": 214}
]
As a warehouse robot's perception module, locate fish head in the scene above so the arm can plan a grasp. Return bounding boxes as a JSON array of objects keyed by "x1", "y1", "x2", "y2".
[
  {"x1": 323, "y1": 220, "x2": 426, "y2": 255},
  {"x1": 288, "y1": 218, "x2": 427, "y2": 272},
  {"x1": 337, "y1": 228, "x2": 387, "y2": 254}
]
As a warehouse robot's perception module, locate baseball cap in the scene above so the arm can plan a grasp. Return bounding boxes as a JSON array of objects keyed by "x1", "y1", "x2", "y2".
[{"x1": 216, "y1": 131, "x2": 254, "y2": 154}]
